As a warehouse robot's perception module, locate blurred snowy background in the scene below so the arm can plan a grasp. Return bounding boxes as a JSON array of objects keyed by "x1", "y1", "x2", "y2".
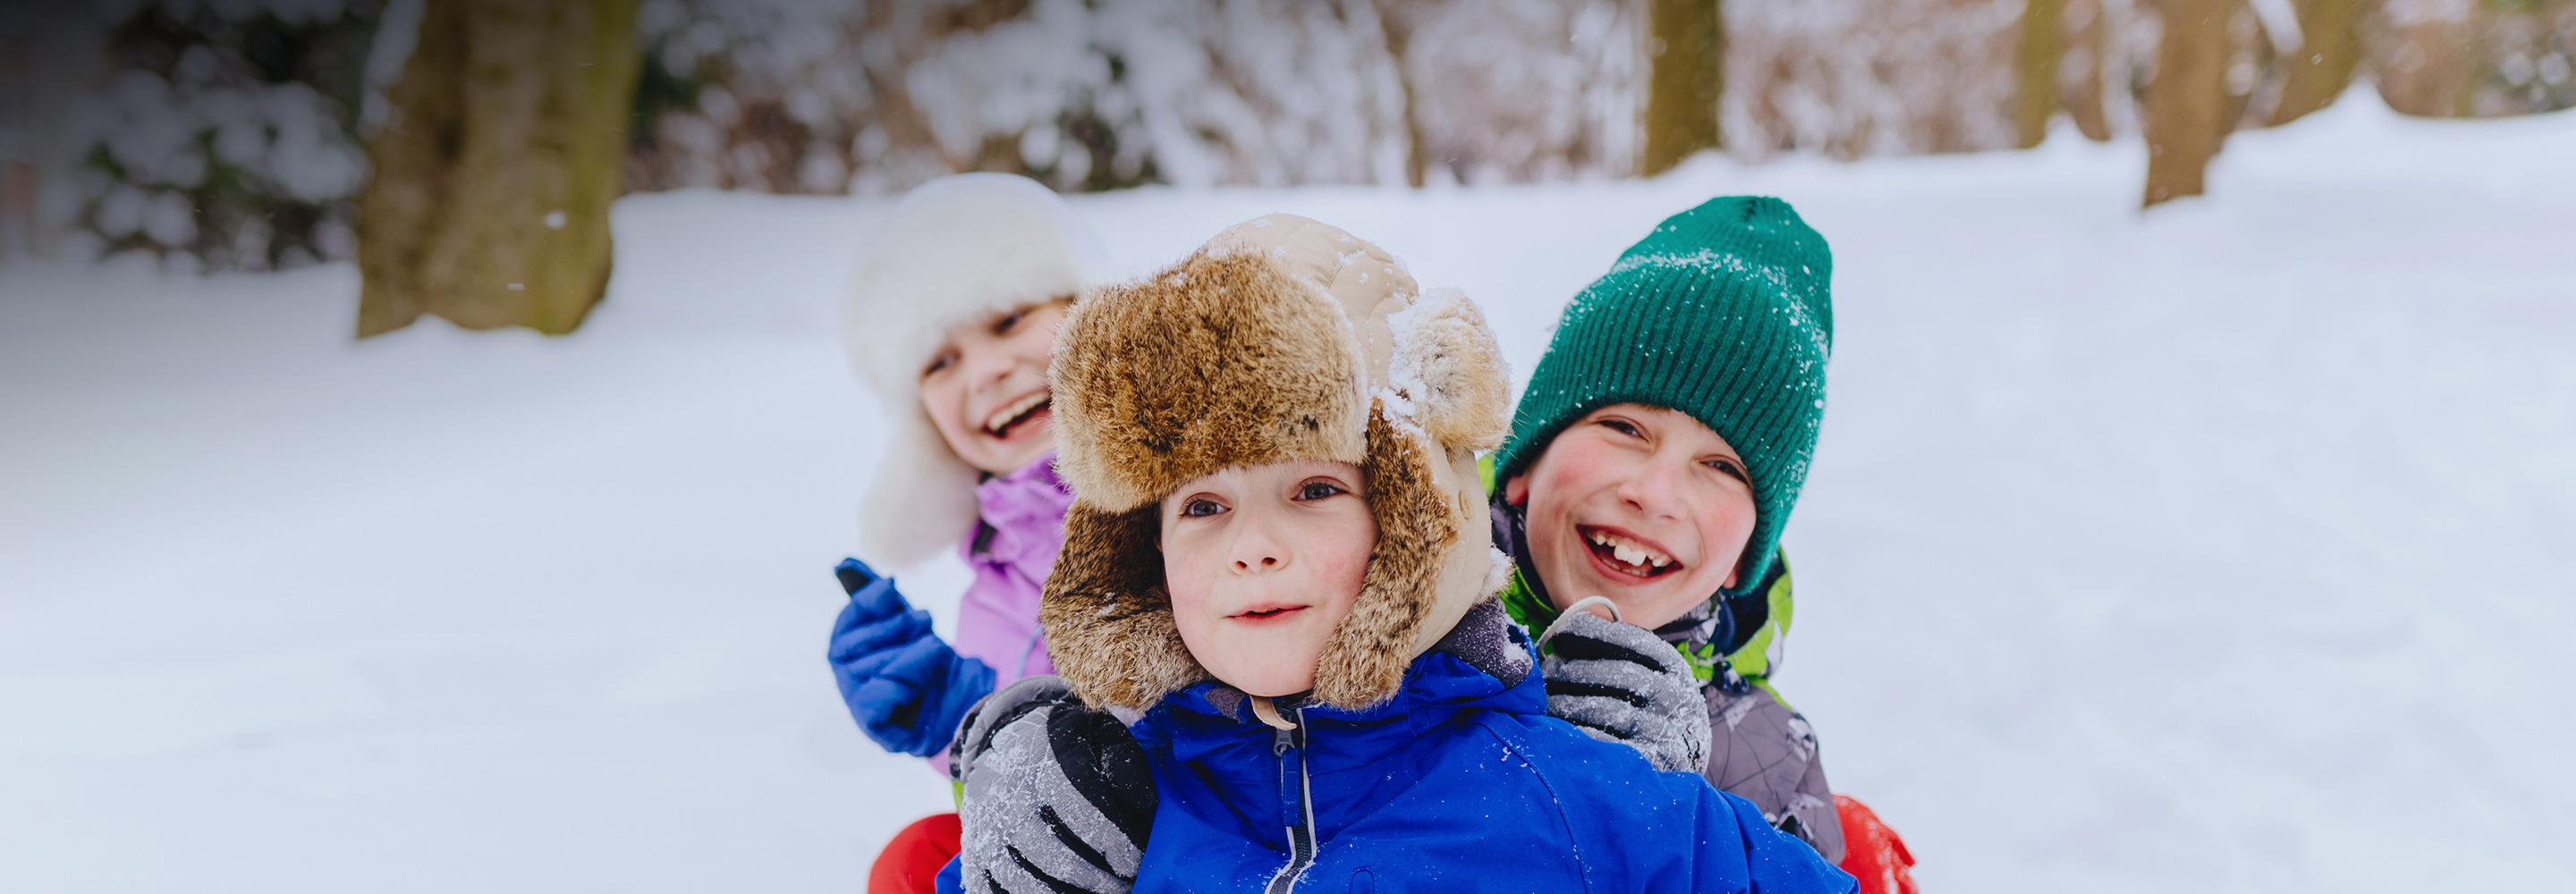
[
  {"x1": 4, "y1": 0, "x2": 2572, "y2": 270},
  {"x1": 3, "y1": 1, "x2": 2574, "y2": 892}
]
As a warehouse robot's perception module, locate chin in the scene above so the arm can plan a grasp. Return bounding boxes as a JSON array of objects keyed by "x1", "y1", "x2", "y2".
[
  {"x1": 1190, "y1": 603, "x2": 1337, "y2": 698},
  {"x1": 972, "y1": 440, "x2": 1048, "y2": 475},
  {"x1": 1546, "y1": 556, "x2": 1673, "y2": 619},
  {"x1": 1229, "y1": 674, "x2": 1318, "y2": 699},
  {"x1": 1561, "y1": 561, "x2": 1662, "y2": 602},
  {"x1": 1208, "y1": 647, "x2": 1323, "y2": 698}
]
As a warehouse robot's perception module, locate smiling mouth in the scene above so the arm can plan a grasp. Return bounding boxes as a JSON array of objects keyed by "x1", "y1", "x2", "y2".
[
  {"x1": 980, "y1": 391, "x2": 1052, "y2": 439},
  {"x1": 1579, "y1": 526, "x2": 1682, "y2": 579},
  {"x1": 1231, "y1": 604, "x2": 1308, "y2": 621}
]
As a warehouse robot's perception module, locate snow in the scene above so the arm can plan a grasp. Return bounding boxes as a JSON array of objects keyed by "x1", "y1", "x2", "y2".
[{"x1": 4, "y1": 93, "x2": 2573, "y2": 892}]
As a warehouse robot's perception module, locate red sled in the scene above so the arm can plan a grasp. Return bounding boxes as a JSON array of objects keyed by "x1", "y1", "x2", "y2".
[
  {"x1": 869, "y1": 813, "x2": 962, "y2": 894},
  {"x1": 873, "y1": 800, "x2": 1911, "y2": 893},
  {"x1": 1835, "y1": 794, "x2": 1919, "y2": 894}
]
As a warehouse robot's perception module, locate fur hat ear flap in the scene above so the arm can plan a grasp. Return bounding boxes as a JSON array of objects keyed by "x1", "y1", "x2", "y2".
[
  {"x1": 1038, "y1": 503, "x2": 1208, "y2": 710},
  {"x1": 1309, "y1": 404, "x2": 1453, "y2": 708},
  {"x1": 1391, "y1": 287, "x2": 1512, "y2": 453},
  {"x1": 860, "y1": 409, "x2": 984, "y2": 565}
]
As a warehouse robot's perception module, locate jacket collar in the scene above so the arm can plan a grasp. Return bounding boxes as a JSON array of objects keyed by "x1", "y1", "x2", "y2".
[{"x1": 970, "y1": 451, "x2": 1072, "y2": 564}]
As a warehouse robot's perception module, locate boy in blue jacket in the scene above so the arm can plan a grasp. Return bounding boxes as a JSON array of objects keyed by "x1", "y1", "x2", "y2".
[{"x1": 936, "y1": 215, "x2": 1855, "y2": 894}]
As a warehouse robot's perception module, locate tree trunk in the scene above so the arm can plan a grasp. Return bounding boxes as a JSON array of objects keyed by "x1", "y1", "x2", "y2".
[
  {"x1": 1640, "y1": 0, "x2": 1724, "y2": 176},
  {"x1": 2142, "y1": 0, "x2": 2231, "y2": 207},
  {"x1": 2265, "y1": 0, "x2": 2366, "y2": 125},
  {"x1": 2014, "y1": 0, "x2": 2068, "y2": 148},
  {"x1": 357, "y1": 0, "x2": 641, "y2": 337},
  {"x1": 2061, "y1": 0, "x2": 2113, "y2": 140},
  {"x1": 2374, "y1": 14, "x2": 2477, "y2": 117},
  {"x1": 1375, "y1": 0, "x2": 1429, "y2": 188}
]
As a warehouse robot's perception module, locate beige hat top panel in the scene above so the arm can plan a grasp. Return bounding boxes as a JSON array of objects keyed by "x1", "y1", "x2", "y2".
[{"x1": 1208, "y1": 215, "x2": 1418, "y2": 398}]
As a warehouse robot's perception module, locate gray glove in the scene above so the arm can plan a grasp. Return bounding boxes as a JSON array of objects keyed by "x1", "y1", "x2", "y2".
[
  {"x1": 951, "y1": 676, "x2": 1156, "y2": 894},
  {"x1": 1535, "y1": 598, "x2": 1711, "y2": 773}
]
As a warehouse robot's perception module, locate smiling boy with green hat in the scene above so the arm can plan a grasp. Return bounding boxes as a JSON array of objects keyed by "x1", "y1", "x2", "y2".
[{"x1": 1487, "y1": 196, "x2": 1911, "y2": 889}]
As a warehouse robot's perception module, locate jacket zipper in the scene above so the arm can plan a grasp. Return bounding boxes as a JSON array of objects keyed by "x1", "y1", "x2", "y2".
[{"x1": 1264, "y1": 705, "x2": 1317, "y2": 894}]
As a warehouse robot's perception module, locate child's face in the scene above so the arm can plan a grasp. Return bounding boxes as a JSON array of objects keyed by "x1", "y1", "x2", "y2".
[
  {"x1": 1159, "y1": 460, "x2": 1377, "y2": 697},
  {"x1": 1504, "y1": 404, "x2": 1757, "y2": 629},
  {"x1": 919, "y1": 300, "x2": 1069, "y2": 476}
]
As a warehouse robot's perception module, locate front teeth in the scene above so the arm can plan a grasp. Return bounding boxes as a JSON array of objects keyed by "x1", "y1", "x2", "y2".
[
  {"x1": 983, "y1": 392, "x2": 1049, "y2": 434},
  {"x1": 1587, "y1": 530, "x2": 1671, "y2": 569}
]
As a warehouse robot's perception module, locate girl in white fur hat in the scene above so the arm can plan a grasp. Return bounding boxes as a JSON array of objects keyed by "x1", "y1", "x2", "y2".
[{"x1": 822, "y1": 173, "x2": 1109, "y2": 893}]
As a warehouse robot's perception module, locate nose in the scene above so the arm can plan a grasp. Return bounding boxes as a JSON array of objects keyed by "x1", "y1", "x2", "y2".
[
  {"x1": 1228, "y1": 510, "x2": 1290, "y2": 573},
  {"x1": 960, "y1": 341, "x2": 1018, "y2": 392},
  {"x1": 1616, "y1": 457, "x2": 1683, "y2": 519}
]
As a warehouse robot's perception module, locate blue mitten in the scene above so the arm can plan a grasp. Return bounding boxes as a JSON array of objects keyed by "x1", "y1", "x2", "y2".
[{"x1": 828, "y1": 558, "x2": 997, "y2": 757}]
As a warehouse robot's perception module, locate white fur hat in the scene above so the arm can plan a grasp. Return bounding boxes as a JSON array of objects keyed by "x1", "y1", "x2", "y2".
[{"x1": 843, "y1": 173, "x2": 1113, "y2": 565}]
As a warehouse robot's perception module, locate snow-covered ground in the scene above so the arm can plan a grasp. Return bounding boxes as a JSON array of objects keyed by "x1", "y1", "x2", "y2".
[{"x1": 4, "y1": 94, "x2": 2571, "y2": 893}]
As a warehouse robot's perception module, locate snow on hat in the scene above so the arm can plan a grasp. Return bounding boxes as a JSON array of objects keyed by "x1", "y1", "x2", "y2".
[
  {"x1": 1040, "y1": 215, "x2": 1516, "y2": 712},
  {"x1": 844, "y1": 173, "x2": 1112, "y2": 566}
]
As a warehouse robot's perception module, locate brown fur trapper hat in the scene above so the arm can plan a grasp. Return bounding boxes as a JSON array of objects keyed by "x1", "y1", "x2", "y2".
[{"x1": 1041, "y1": 215, "x2": 1515, "y2": 712}]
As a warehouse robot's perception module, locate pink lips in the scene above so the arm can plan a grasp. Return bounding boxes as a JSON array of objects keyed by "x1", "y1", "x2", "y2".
[{"x1": 1228, "y1": 603, "x2": 1309, "y2": 623}]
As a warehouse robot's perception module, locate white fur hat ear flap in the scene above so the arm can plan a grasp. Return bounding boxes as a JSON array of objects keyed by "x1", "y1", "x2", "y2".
[
  {"x1": 860, "y1": 413, "x2": 987, "y2": 569},
  {"x1": 844, "y1": 173, "x2": 1111, "y2": 564}
]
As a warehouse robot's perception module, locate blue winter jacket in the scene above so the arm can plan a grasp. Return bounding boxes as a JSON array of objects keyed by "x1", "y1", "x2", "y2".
[{"x1": 1117, "y1": 627, "x2": 1852, "y2": 894}]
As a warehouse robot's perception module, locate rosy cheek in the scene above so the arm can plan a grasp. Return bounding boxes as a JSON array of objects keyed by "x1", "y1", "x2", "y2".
[
  {"x1": 919, "y1": 391, "x2": 959, "y2": 435},
  {"x1": 1326, "y1": 540, "x2": 1376, "y2": 610},
  {"x1": 1170, "y1": 556, "x2": 1205, "y2": 599}
]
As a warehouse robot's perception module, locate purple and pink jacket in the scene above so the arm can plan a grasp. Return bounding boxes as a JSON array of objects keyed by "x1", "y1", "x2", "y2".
[{"x1": 951, "y1": 451, "x2": 1071, "y2": 687}]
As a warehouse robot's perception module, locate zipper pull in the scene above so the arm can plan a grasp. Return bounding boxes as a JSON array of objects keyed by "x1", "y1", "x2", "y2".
[{"x1": 1250, "y1": 696, "x2": 1300, "y2": 755}]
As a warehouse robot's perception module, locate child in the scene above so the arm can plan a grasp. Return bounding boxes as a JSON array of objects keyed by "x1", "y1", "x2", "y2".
[
  {"x1": 941, "y1": 215, "x2": 1855, "y2": 894},
  {"x1": 824, "y1": 173, "x2": 1109, "y2": 892},
  {"x1": 1488, "y1": 196, "x2": 1916, "y2": 890}
]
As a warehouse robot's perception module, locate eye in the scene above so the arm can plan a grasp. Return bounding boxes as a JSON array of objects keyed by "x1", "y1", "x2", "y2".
[
  {"x1": 1705, "y1": 457, "x2": 1750, "y2": 485},
  {"x1": 920, "y1": 350, "x2": 956, "y2": 379},
  {"x1": 1595, "y1": 417, "x2": 1642, "y2": 439},
  {"x1": 1179, "y1": 497, "x2": 1226, "y2": 519},
  {"x1": 1294, "y1": 480, "x2": 1348, "y2": 502},
  {"x1": 991, "y1": 309, "x2": 1028, "y2": 335}
]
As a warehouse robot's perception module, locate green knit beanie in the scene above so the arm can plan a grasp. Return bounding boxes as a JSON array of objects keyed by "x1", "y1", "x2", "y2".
[{"x1": 1493, "y1": 196, "x2": 1832, "y2": 595}]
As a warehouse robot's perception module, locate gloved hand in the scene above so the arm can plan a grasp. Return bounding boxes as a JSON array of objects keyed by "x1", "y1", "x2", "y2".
[
  {"x1": 952, "y1": 676, "x2": 1156, "y2": 894},
  {"x1": 1536, "y1": 596, "x2": 1712, "y2": 774},
  {"x1": 827, "y1": 558, "x2": 996, "y2": 757}
]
